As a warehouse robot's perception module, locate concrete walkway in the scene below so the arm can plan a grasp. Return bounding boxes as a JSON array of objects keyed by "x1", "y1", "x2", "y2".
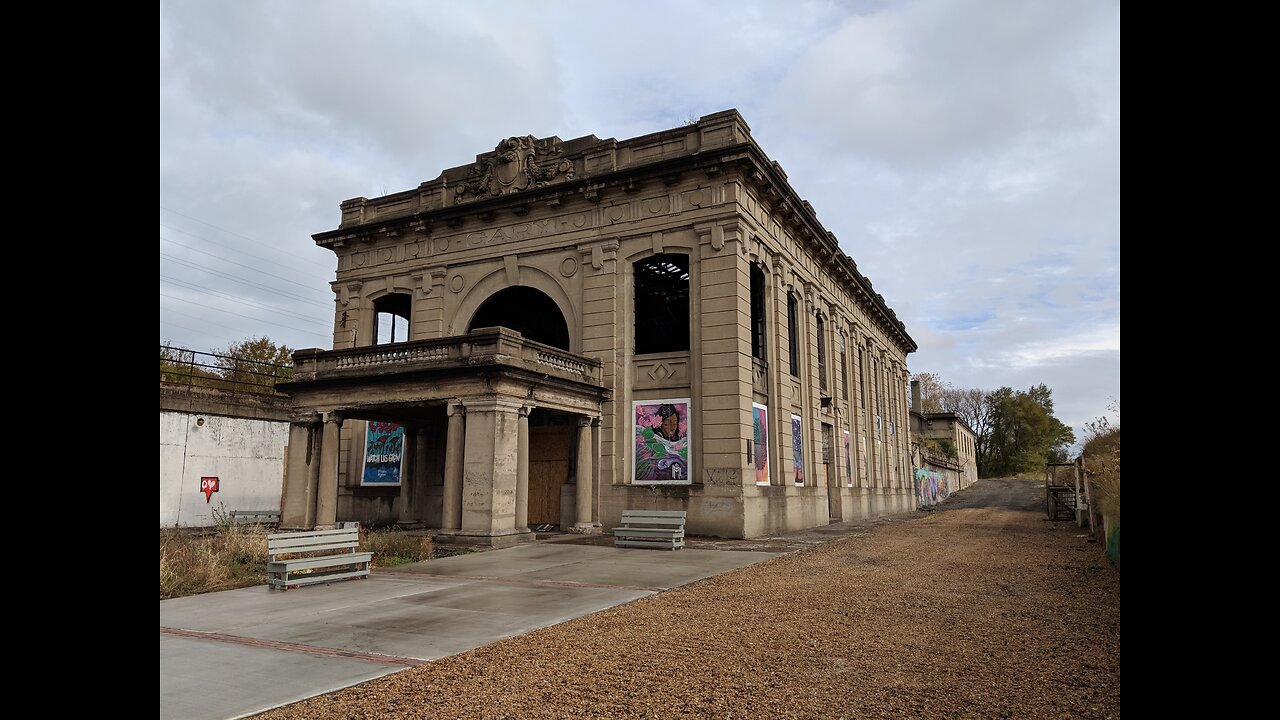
[{"x1": 160, "y1": 542, "x2": 781, "y2": 720}]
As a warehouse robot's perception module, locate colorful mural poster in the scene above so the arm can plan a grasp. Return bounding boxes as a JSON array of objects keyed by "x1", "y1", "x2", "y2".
[
  {"x1": 633, "y1": 399, "x2": 691, "y2": 484},
  {"x1": 860, "y1": 437, "x2": 869, "y2": 486},
  {"x1": 361, "y1": 421, "x2": 405, "y2": 486},
  {"x1": 791, "y1": 415, "x2": 805, "y2": 486},
  {"x1": 753, "y1": 403, "x2": 770, "y2": 485},
  {"x1": 843, "y1": 430, "x2": 853, "y2": 487}
]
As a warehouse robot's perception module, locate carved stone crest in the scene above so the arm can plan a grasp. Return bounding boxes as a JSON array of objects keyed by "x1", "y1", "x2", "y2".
[{"x1": 454, "y1": 136, "x2": 575, "y2": 204}]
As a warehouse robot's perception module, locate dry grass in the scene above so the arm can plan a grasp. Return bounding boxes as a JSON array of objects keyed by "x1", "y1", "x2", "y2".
[
  {"x1": 160, "y1": 527, "x2": 268, "y2": 599},
  {"x1": 160, "y1": 527, "x2": 433, "y2": 599},
  {"x1": 1084, "y1": 427, "x2": 1120, "y2": 527},
  {"x1": 361, "y1": 529, "x2": 432, "y2": 566}
]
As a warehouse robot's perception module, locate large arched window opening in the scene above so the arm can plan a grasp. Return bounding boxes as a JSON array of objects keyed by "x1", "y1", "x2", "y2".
[
  {"x1": 634, "y1": 254, "x2": 690, "y2": 354},
  {"x1": 469, "y1": 286, "x2": 570, "y2": 350},
  {"x1": 374, "y1": 294, "x2": 412, "y2": 345}
]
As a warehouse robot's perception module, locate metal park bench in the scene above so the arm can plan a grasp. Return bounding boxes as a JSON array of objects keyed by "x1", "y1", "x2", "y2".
[
  {"x1": 229, "y1": 510, "x2": 281, "y2": 525},
  {"x1": 612, "y1": 510, "x2": 686, "y2": 551},
  {"x1": 266, "y1": 526, "x2": 372, "y2": 590}
]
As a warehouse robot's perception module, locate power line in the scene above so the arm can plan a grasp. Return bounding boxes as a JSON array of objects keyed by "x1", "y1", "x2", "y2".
[
  {"x1": 161, "y1": 274, "x2": 331, "y2": 327},
  {"x1": 160, "y1": 235, "x2": 331, "y2": 295},
  {"x1": 159, "y1": 206, "x2": 334, "y2": 270},
  {"x1": 159, "y1": 222, "x2": 334, "y2": 279},
  {"x1": 161, "y1": 292, "x2": 332, "y2": 338},
  {"x1": 160, "y1": 253, "x2": 334, "y2": 309}
]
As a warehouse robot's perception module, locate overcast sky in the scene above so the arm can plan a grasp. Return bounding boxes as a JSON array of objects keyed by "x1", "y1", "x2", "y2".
[{"x1": 160, "y1": 0, "x2": 1120, "y2": 440}]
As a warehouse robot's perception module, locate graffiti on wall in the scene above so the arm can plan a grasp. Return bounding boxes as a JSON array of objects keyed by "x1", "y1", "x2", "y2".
[
  {"x1": 914, "y1": 468, "x2": 950, "y2": 507},
  {"x1": 362, "y1": 421, "x2": 405, "y2": 485},
  {"x1": 753, "y1": 403, "x2": 770, "y2": 485},
  {"x1": 633, "y1": 399, "x2": 691, "y2": 484}
]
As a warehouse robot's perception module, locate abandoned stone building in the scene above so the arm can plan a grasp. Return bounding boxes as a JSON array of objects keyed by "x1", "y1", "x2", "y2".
[
  {"x1": 278, "y1": 110, "x2": 918, "y2": 544},
  {"x1": 908, "y1": 381, "x2": 979, "y2": 507}
]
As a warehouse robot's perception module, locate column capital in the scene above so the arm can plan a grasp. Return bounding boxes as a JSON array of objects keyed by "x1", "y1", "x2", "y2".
[
  {"x1": 290, "y1": 411, "x2": 322, "y2": 425},
  {"x1": 447, "y1": 400, "x2": 466, "y2": 417},
  {"x1": 518, "y1": 405, "x2": 533, "y2": 418},
  {"x1": 322, "y1": 411, "x2": 344, "y2": 425}
]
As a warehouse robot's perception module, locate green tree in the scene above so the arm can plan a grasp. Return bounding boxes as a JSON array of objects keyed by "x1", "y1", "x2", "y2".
[
  {"x1": 982, "y1": 385, "x2": 1075, "y2": 476},
  {"x1": 213, "y1": 336, "x2": 294, "y2": 393}
]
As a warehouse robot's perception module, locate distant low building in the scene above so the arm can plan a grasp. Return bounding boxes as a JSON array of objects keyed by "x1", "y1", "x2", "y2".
[
  {"x1": 278, "y1": 110, "x2": 918, "y2": 544},
  {"x1": 908, "y1": 381, "x2": 978, "y2": 507}
]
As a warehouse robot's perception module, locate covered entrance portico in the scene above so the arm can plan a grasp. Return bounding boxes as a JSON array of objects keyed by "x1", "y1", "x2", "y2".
[{"x1": 277, "y1": 327, "x2": 608, "y2": 547}]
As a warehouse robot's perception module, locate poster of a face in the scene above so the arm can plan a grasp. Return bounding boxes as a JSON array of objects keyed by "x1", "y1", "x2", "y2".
[
  {"x1": 791, "y1": 415, "x2": 805, "y2": 486},
  {"x1": 361, "y1": 421, "x2": 405, "y2": 486},
  {"x1": 633, "y1": 399, "x2": 691, "y2": 484},
  {"x1": 753, "y1": 403, "x2": 770, "y2": 485},
  {"x1": 843, "y1": 430, "x2": 853, "y2": 487}
]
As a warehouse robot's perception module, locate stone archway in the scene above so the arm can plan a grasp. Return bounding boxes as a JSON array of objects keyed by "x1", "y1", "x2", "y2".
[{"x1": 468, "y1": 286, "x2": 571, "y2": 350}]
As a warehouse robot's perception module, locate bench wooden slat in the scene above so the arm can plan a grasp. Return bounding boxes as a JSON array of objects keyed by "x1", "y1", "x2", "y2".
[
  {"x1": 614, "y1": 527, "x2": 686, "y2": 537},
  {"x1": 268, "y1": 552, "x2": 373, "y2": 573},
  {"x1": 267, "y1": 535, "x2": 363, "y2": 550},
  {"x1": 615, "y1": 539, "x2": 684, "y2": 550},
  {"x1": 268, "y1": 567, "x2": 369, "y2": 589}
]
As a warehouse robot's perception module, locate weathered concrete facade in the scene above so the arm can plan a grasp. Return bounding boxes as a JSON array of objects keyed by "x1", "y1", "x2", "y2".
[{"x1": 280, "y1": 110, "x2": 917, "y2": 542}]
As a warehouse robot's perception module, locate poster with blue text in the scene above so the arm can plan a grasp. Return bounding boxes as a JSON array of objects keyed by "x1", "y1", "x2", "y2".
[{"x1": 361, "y1": 421, "x2": 405, "y2": 486}]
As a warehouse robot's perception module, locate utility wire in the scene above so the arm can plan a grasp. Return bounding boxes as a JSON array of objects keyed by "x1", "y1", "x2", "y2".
[
  {"x1": 159, "y1": 206, "x2": 334, "y2": 270},
  {"x1": 161, "y1": 274, "x2": 330, "y2": 327},
  {"x1": 160, "y1": 253, "x2": 333, "y2": 309},
  {"x1": 160, "y1": 235, "x2": 330, "y2": 295}
]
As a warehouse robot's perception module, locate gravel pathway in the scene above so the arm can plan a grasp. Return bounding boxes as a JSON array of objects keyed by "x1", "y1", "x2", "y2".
[{"x1": 256, "y1": 478, "x2": 1120, "y2": 719}]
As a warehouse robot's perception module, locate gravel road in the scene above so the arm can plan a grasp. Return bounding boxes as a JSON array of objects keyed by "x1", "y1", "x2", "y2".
[{"x1": 257, "y1": 478, "x2": 1120, "y2": 719}]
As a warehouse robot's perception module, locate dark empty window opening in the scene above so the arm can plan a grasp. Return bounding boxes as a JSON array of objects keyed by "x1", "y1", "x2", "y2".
[
  {"x1": 858, "y1": 346, "x2": 866, "y2": 408},
  {"x1": 750, "y1": 264, "x2": 767, "y2": 362},
  {"x1": 374, "y1": 294, "x2": 412, "y2": 345},
  {"x1": 635, "y1": 254, "x2": 690, "y2": 354},
  {"x1": 469, "y1": 286, "x2": 570, "y2": 350},
  {"x1": 787, "y1": 293, "x2": 800, "y2": 377},
  {"x1": 840, "y1": 333, "x2": 850, "y2": 401},
  {"x1": 817, "y1": 314, "x2": 828, "y2": 394}
]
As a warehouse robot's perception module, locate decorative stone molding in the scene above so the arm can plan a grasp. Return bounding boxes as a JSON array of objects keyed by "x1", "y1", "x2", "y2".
[{"x1": 454, "y1": 136, "x2": 575, "y2": 204}]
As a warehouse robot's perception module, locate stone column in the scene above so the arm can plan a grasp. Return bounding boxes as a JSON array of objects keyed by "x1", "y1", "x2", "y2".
[
  {"x1": 398, "y1": 425, "x2": 418, "y2": 527},
  {"x1": 516, "y1": 406, "x2": 531, "y2": 532},
  {"x1": 572, "y1": 416, "x2": 599, "y2": 533},
  {"x1": 451, "y1": 397, "x2": 530, "y2": 546},
  {"x1": 441, "y1": 401, "x2": 465, "y2": 531},
  {"x1": 281, "y1": 414, "x2": 321, "y2": 529},
  {"x1": 315, "y1": 412, "x2": 343, "y2": 529}
]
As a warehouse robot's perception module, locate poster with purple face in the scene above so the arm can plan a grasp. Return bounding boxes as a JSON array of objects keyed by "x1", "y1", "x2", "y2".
[
  {"x1": 791, "y1": 415, "x2": 805, "y2": 486},
  {"x1": 753, "y1": 403, "x2": 770, "y2": 485},
  {"x1": 633, "y1": 399, "x2": 691, "y2": 484}
]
